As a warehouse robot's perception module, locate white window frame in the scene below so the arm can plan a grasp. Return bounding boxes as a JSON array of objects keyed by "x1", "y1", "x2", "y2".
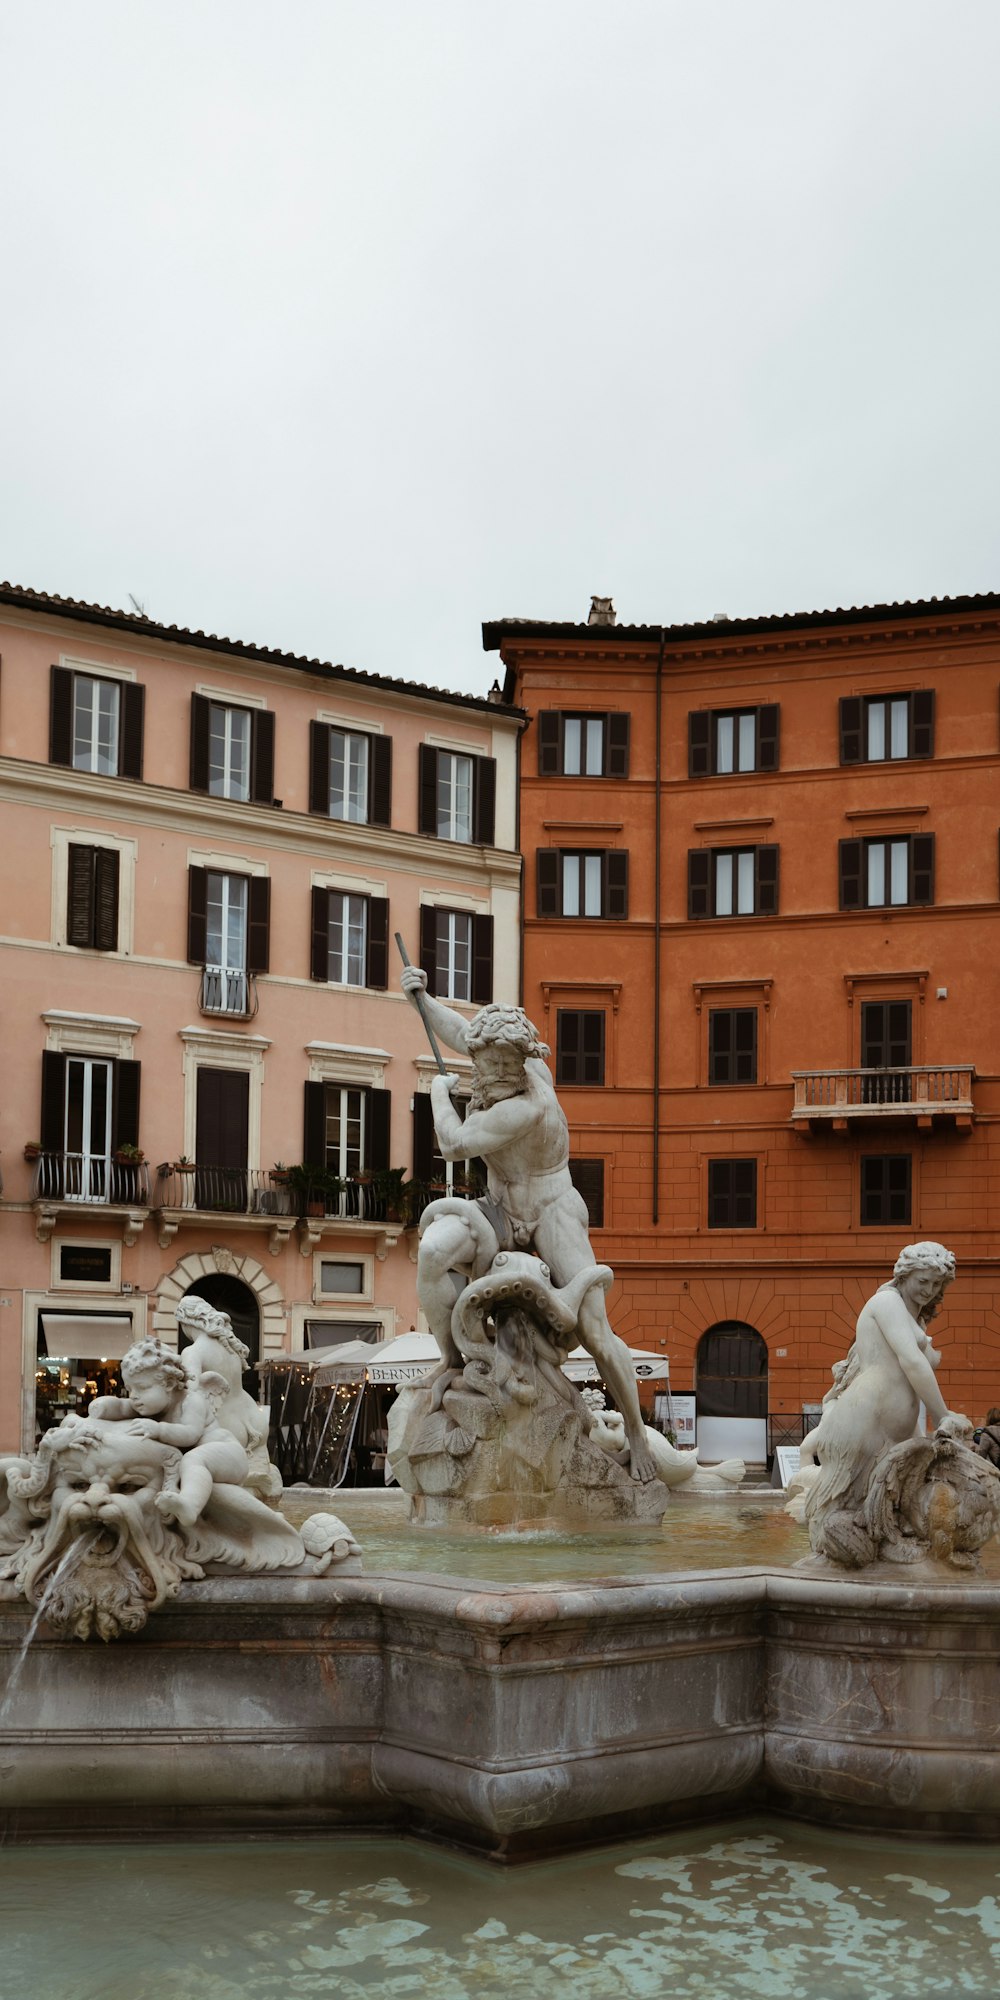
[
  {"x1": 51, "y1": 826, "x2": 137, "y2": 957},
  {"x1": 329, "y1": 727, "x2": 370, "y2": 823},
  {"x1": 71, "y1": 673, "x2": 120, "y2": 776},
  {"x1": 324, "y1": 1083, "x2": 367, "y2": 1179},
  {"x1": 866, "y1": 697, "x2": 910, "y2": 763},
  {"x1": 179, "y1": 1026, "x2": 270, "y2": 1167},
  {"x1": 715, "y1": 710, "x2": 757, "y2": 774},
  {"x1": 312, "y1": 1251, "x2": 375, "y2": 1304},
  {"x1": 560, "y1": 852, "x2": 603, "y2": 919},
  {"x1": 208, "y1": 702, "x2": 252, "y2": 802},
  {"x1": 328, "y1": 891, "x2": 368, "y2": 987},
  {"x1": 562, "y1": 715, "x2": 605, "y2": 777},
  {"x1": 713, "y1": 848, "x2": 756, "y2": 917},
  {"x1": 437, "y1": 909, "x2": 473, "y2": 1001},
  {"x1": 866, "y1": 838, "x2": 910, "y2": 908},
  {"x1": 437, "y1": 750, "x2": 474, "y2": 843}
]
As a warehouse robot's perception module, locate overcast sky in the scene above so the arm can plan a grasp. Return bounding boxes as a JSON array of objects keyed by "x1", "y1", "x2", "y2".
[{"x1": 2, "y1": 2, "x2": 998, "y2": 695}]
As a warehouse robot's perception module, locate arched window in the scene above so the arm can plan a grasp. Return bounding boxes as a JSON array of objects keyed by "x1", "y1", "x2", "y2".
[
  {"x1": 695, "y1": 1322, "x2": 767, "y2": 1420},
  {"x1": 181, "y1": 1274, "x2": 260, "y2": 1390}
]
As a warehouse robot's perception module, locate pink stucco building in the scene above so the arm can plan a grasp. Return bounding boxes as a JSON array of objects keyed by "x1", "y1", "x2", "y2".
[{"x1": 0, "y1": 583, "x2": 522, "y2": 1455}]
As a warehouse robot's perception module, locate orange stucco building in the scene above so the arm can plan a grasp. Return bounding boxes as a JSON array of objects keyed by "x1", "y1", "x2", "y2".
[{"x1": 490, "y1": 594, "x2": 1000, "y2": 1461}]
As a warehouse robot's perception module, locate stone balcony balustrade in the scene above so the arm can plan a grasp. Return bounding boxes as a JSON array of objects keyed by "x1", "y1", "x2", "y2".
[{"x1": 791, "y1": 1064, "x2": 975, "y2": 1133}]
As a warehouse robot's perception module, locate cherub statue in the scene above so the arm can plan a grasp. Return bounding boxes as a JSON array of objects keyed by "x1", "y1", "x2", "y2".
[
  {"x1": 89, "y1": 1337, "x2": 247, "y2": 1531},
  {"x1": 173, "y1": 1296, "x2": 280, "y2": 1498}
]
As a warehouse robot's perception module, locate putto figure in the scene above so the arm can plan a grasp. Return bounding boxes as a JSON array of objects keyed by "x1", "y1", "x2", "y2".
[{"x1": 401, "y1": 969, "x2": 657, "y2": 1480}]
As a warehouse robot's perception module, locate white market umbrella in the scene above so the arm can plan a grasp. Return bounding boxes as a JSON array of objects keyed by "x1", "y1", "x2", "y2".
[{"x1": 563, "y1": 1345, "x2": 670, "y2": 1384}]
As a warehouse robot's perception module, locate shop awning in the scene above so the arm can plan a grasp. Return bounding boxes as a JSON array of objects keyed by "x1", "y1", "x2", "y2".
[
  {"x1": 562, "y1": 1345, "x2": 670, "y2": 1384},
  {"x1": 364, "y1": 1331, "x2": 440, "y2": 1384},
  {"x1": 39, "y1": 1313, "x2": 135, "y2": 1360}
]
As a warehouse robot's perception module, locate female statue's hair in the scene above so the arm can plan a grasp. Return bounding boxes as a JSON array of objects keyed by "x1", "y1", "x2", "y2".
[
  {"x1": 892, "y1": 1241, "x2": 957, "y2": 1287},
  {"x1": 121, "y1": 1337, "x2": 189, "y2": 1393},
  {"x1": 175, "y1": 1295, "x2": 250, "y2": 1364}
]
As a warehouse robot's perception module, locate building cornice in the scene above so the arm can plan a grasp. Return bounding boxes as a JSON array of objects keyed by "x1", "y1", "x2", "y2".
[{"x1": 0, "y1": 757, "x2": 522, "y2": 886}]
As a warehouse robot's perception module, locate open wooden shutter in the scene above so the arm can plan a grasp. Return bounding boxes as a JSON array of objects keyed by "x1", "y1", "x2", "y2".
[
  {"x1": 247, "y1": 876, "x2": 270, "y2": 974},
  {"x1": 688, "y1": 712, "x2": 712, "y2": 778},
  {"x1": 839, "y1": 839, "x2": 863, "y2": 909},
  {"x1": 41, "y1": 1050, "x2": 67, "y2": 1152},
  {"x1": 119, "y1": 682, "x2": 145, "y2": 780},
  {"x1": 67, "y1": 844, "x2": 95, "y2": 946},
  {"x1": 419, "y1": 904, "x2": 439, "y2": 996},
  {"x1": 840, "y1": 696, "x2": 863, "y2": 764},
  {"x1": 187, "y1": 866, "x2": 208, "y2": 963},
  {"x1": 472, "y1": 913, "x2": 493, "y2": 1003},
  {"x1": 369, "y1": 734, "x2": 392, "y2": 827},
  {"x1": 367, "y1": 897, "x2": 389, "y2": 989},
  {"x1": 303, "y1": 1081, "x2": 327, "y2": 1167},
  {"x1": 688, "y1": 850, "x2": 711, "y2": 918},
  {"x1": 473, "y1": 756, "x2": 496, "y2": 844},
  {"x1": 910, "y1": 833, "x2": 935, "y2": 905},
  {"x1": 190, "y1": 694, "x2": 211, "y2": 791},
  {"x1": 412, "y1": 1092, "x2": 437, "y2": 1181},
  {"x1": 536, "y1": 848, "x2": 560, "y2": 917},
  {"x1": 310, "y1": 887, "x2": 330, "y2": 981},
  {"x1": 606, "y1": 713, "x2": 630, "y2": 777},
  {"x1": 367, "y1": 1088, "x2": 391, "y2": 1172},
  {"x1": 537, "y1": 712, "x2": 561, "y2": 774},
  {"x1": 251, "y1": 710, "x2": 275, "y2": 805},
  {"x1": 49, "y1": 666, "x2": 74, "y2": 767},
  {"x1": 910, "y1": 690, "x2": 935, "y2": 759},
  {"x1": 309, "y1": 721, "x2": 330, "y2": 814},
  {"x1": 604, "y1": 851, "x2": 629, "y2": 919},
  {"x1": 112, "y1": 1059, "x2": 141, "y2": 1152},
  {"x1": 94, "y1": 848, "x2": 119, "y2": 950},
  {"x1": 754, "y1": 845, "x2": 779, "y2": 916},
  {"x1": 418, "y1": 744, "x2": 438, "y2": 835},
  {"x1": 756, "y1": 704, "x2": 780, "y2": 771}
]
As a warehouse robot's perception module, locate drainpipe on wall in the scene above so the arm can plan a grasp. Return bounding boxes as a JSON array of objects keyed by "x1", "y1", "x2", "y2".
[{"x1": 652, "y1": 629, "x2": 665, "y2": 1225}]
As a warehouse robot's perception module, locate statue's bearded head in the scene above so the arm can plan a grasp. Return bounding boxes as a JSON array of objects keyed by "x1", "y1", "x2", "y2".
[{"x1": 466, "y1": 1005, "x2": 549, "y2": 1108}]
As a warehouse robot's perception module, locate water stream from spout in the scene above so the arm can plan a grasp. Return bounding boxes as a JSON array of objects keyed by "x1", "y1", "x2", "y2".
[{"x1": 0, "y1": 1535, "x2": 92, "y2": 1720}]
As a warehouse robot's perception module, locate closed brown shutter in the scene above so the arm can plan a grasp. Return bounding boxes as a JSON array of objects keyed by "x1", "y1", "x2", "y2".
[
  {"x1": 473, "y1": 756, "x2": 496, "y2": 844},
  {"x1": 688, "y1": 850, "x2": 711, "y2": 918},
  {"x1": 418, "y1": 744, "x2": 438, "y2": 835},
  {"x1": 303, "y1": 1081, "x2": 327, "y2": 1167},
  {"x1": 536, "y1": 848, "x2": 560, "y2": 917},
  {"x1": 112, "y1": 1059, "x2": 141, "y2": 1152},
  {"x1": 569, "y1": 1158, "x2": 605, "y2": 1228},
  {"x1": 369, "y1": 734, "x2": 392, "y2": 826},
  {"x1": 67, "y1": 844, "x2": 94, "y2": 946},
  {"x1": 472, "y1": 913, "x2": 493, "y2": 1003},
  {"x1": 839, "y1": 839, "x2": 863, "y2": 909},
  {"x1": 606, "y1": 712, "x2": 630, "y2": 777},
  {"x1": 755, "y1": 845, "x2": 779, "y2": 916},
  {"x1": 251, "y1": 710, "x2": 275, "y2": 805},
  {"x1": 94, "y1": 848, "x2": 119, "y2": 950},
  {"x1": 120, "y1": 683, "x2": 145, "y2": 780},
  {"x1": 605, "y1": 851, "x2": 629, "y2": 920},
  {"x1": 419, "y1": 904, "x2": 439, "y2": 996},
  {"x1": 190, "y1": 694, "x2": 211, "y2": 791},
  {"x1": 756, "y1": 704, "x2": 780, "y2": 771},
  {"x1": 309, "y1": 721, "x2": 330, "y2": 814},
  {"x1": 41, "y1": 1050, "x2": 67, "y2": 1152},
  {"x1": 247, "y1": 876, "x2": 270, "y2": 974},
  {"x1": 49, "y1": 665, "x2": 74, "y2": 766},
  {"x1": 412, "y1": 1092, "x2": 437, "y2": 1181},
  {"x1": 910, "y1": 833, "x2": 935, "y2": 904},
  {"x1": 187, "y1": 866, "x2": 208, "y2": 964},
  {"x1": 367, "y1": 1088, "x2": 391, "y2": 1172},
  {"x1": 840, "y1": 696, "x2": 863, "y2": 764},
  {"x1": 910, "y1": 690, "x2": 935, "y2": 759},
  {"x1": 197, "y1": 1068, "x2": 249, "y2": 1169},
  {"x1": 367, "y1": 897, "x2": 389, "y2": 989},
  {"x1": 688, "y1": 712, "x2": 712, "y2": 778},
  {"x1": 310, "y1": 886, "x2": 330, "y2": 981},
  {"x1": 537, "y1": 712, "x2": 561, "y2": 774}
]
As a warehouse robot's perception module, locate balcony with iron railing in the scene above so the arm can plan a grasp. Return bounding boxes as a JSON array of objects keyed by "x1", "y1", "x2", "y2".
[
  {"x1": 151, "y1": 1164, "x2": 408, "y2": 1254},
  {"x1": 198, "y1": 966, "x2": 259, "y2": 1019},
  {"x1": 29, "y1": 1150, "x2": 151, "y2": 1244},
  {"x1": 791, "y1": 1064, "x2": 975, "y2": 1132}
]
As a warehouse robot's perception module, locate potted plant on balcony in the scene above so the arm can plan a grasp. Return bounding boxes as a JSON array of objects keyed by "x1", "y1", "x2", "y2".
[
  {"x1": 23, "y1": 1142, "x2": 42, "y2": 1162},
  {"x1": 372, "y1": 1166, "x2": 408, "y2": 1222},
  {"x1": 113, "y1": 1143, "x2": 145, "y2": 1165},
  {"x1": 270, "y1": 1162, "x2": 290, "y2": 1186},
  {"x1": 287, "y1": 1164, "x2": 334, "y2": 1218}
]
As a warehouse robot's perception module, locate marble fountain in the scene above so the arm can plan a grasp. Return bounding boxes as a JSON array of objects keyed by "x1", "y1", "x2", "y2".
[{"x1": 4, "y1": 982, "x2": 1000, "y2": 1912}]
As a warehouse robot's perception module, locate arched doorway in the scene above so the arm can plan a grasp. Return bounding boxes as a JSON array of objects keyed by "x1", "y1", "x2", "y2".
[
  {"x1": 181, "y1": 1274, "x2": 260, "y2": 1392},
  {"x1": 695, "y1": 1322, "x2": 768, "y2": 1463}
]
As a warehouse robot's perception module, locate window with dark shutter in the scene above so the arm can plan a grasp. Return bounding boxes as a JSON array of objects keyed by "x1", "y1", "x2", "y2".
[
  {"x1": 187, "y1": 867, "x2": 209, "y2": 964},
  {"x1": 910, "y1": 690, "x2": 935, "y2": 758},
  {"x1": 860, "y1": 1154, "x2": 912, "y2": 1227},
  {"x1": 471, "y1": 913, "x2": 493, "y2": 1004},
  {"x1": 251, "y1": 710, "x2": 275, "y2": 805},
  {"x1": 536, "y1": 849, "x2": 560, "y2": 918},
  {"x1": 708, "y1": 1009, "x2": 757, "y2": 1085},
  {"x1": 708, "y1": 1158, "x2": 758, "y2": 1228},
  {"x1": 49, "y1": 666, "x2": 74, "y2": 767},
  {"x1": 309, "y1": 721, "x2": 331, "y2": 815},
  {"x1": 569, "y1": 1158, "x2": 605, "y2": 1228},
  {"x1": 367, "y1": 898, "x2": 389, "y2": 989},
  {"x1": 840, "y1": 696, "x2": 863, "y2": 764},
  {"x1": 119, "y1": 683, "x2": 145, "y2": 781},
  {"x1": 367, "y1": 1088, "x2": 391, "y2": 1172},
  {"x1": 418, "y1": 744, "x2": 438, "y2": 835},
  {"x1": 754, "y1": 846, "x2": 779, "y2": 915},
  {"x1": 688, "y1": 850, "x2": 711, "y2": 919},
  {"x1": 190, "y1": 695, "x2": 211, "y2": 792},
  {"x1": 419, "y1": 904, "x2": 439, "y2": 996},
  {"x1": 537, "y1": 713, "x2": 561, "y2": 774},
  {"x1": 557, "y1": 1011, "x2": 606, "y2": 1085},
  {"x1": 412, "y1": 1092, "x2": 438, "y2": 1182},
  {"x1": 688, "y1": 712, "x2": 712, "y2": 778},
  {"x1": 473, "y1": 757, "x2": 496, "y2": 844},
  {"x1": 310, "y1": 887, "x2": 331, "y2": 981},
  {"x1": 112, "y1": 1059, "x2": 141, "y2": 1153},
  {"x1": 606, "y1": 713, "x2": 630, "y2": 778},
  {"x1": 369, "y1": 736, "x2": 392, "y2": 827},
  {"x1": 839, "y1": 840, "x2": 863, "y2": 910},
  {"x1": 303, "y1": 1081, "x2": 327, "y2": 1167},
  {"x1": 910, "y1": 833, "x2": 935, "y2": 905},
  {"x1": 246, "y1": 876, "x2": 270, "y2": 975},
  {"x1": 756, "y1": 705, "x2": 780, "y2": 770},
  {"x1": 604, "y1": 851, "x2": 629, "y2": 920}
]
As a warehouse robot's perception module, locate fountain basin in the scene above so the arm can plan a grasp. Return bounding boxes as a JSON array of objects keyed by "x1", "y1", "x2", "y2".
[{"x1": 4, "y1": 1560, "x2": 1000, "y2": 1853}]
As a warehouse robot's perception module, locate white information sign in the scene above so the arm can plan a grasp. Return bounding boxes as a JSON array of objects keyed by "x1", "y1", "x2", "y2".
[
  {"x1": 667, "y1": 1394, "x2": 697, "y2": 1447},
  {"x1": 774, "y1": 1445, "x2": 801, "y2": 1489}
]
